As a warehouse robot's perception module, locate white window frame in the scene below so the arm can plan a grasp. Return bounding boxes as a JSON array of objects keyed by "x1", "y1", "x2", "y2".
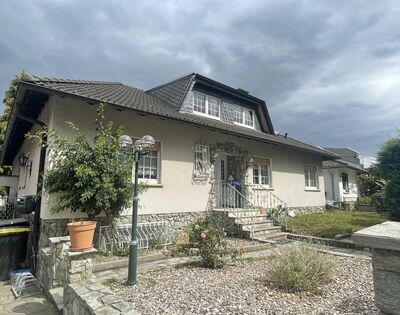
[
  {"x1": 193, "y1": 91, "x2": 221, "y2": 120},
  {"x1": 134, "y1": 140, "x2": 162, "y2": 185},
  {"x1": 251, "y1": 157, "x2": 272, "y2": 188},
  {"x1": 304, "y1": 166, "x2": 319, "y2": 190},
  {"x1": 233, "y1": 105, "x2": 255, "y2": 129}
]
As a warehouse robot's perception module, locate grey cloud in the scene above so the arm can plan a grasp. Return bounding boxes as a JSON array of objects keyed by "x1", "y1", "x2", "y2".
[{"x1": 0, "y1": 0, "x2": 399, "y2": 157}]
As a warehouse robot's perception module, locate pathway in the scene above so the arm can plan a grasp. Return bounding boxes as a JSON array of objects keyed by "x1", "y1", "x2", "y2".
[{"x1": 0, "y1": 281, "x2": 58, "y2": 315}]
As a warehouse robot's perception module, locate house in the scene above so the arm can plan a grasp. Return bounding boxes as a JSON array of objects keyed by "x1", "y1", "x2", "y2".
[
  {"x1": 322, "y1": 147, "x2": 366, "y2": 208},
  {"x1": 1, "y1": 73, "x2": 338, "y2": 251}
]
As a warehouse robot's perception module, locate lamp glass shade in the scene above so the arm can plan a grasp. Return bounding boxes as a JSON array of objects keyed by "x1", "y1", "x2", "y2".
[
  {"x1": 140, "y1": 135, "x2": 155, "y2": 150},
  {"x1": 118, "y1": 135, "x2": 133, "y2": 152}
]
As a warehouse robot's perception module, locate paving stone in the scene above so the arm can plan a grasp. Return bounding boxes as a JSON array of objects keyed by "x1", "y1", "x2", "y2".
[
  {"x1": 111, "y1": 301, "x2": 132, "y2": 312},
  {"x1": 101, "y1": 294, "x2": 124, "y2": 306}
]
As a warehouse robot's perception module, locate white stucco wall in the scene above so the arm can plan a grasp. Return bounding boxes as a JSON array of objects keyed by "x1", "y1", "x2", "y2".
[
  {"x1": 14, "y1": 95, "x2": 327, "y2": 219},
  {"x1": 323, "y1": 167, "x2": 359, "y2": 202},
  {"x1": 11, "y1": 99, "x2": 53, "y2": 199}
]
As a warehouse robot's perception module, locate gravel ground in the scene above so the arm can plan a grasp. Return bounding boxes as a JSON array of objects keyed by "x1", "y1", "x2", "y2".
[{"x1": 111, "y1": 254, "x2": 378, "y2": 315}]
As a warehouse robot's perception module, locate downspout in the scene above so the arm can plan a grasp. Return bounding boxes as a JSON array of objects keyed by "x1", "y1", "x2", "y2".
[
  {"x1": 328, "y1": 170, "x2": 335, "y2": 201},
  {"x1": 17, "y1": 112, "x2": 47, "y2": 273}
]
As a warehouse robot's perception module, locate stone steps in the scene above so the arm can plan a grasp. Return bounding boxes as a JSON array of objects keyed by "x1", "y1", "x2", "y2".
[
  {"x1": 253, "y1": 232, "x2": 288, "y2": 242},
  {"x1": 241, "y1": 223, "x2": 278, "y2": 232}
]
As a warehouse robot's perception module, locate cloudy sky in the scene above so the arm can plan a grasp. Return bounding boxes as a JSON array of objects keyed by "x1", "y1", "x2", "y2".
[{"x1": 1, "y1": 0, "x2": 399, "y2": 165}]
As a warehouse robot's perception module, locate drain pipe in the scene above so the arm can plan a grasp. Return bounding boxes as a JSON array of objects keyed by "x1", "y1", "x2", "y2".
[
  {"x1": 328, "y1": 170, "x2": 335, "y2": 201},
  {"x1": 17, "y1": 112, "x2": 47, "y2": 273}
]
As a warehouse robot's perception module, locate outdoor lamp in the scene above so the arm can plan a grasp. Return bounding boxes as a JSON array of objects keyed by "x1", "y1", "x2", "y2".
[
  {"x1": 118, "y1": 133, "x2": 155, "y2": 286},
  {"x1": 118, "y1": 135, "x2": 133, "y2": 153}
]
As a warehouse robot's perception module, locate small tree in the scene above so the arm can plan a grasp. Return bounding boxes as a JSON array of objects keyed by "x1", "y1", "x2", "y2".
[
  {"x1": 29, "y1": 103, "x2": 134, "y2": 230},
  {"x1": 377, "y1": 131, "x2": 400, "y2": 220}
]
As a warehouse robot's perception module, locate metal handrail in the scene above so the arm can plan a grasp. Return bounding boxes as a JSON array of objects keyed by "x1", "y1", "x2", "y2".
[
  {"x1": 214, "y1": 183, "x2": 257, "y2": 238},
  {"x1": 246, "y1": 184, "x2": 288, "y2": 212}
]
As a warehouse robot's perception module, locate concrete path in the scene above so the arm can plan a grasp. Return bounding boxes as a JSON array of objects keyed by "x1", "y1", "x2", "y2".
[{"x1": 0, "y1": 281, "x2": 59, "y2": 315}]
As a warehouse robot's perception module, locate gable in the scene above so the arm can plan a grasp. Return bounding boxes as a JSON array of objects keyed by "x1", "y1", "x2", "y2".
[{"x1": 148, "y1": 73, "x2": 274, "y2": 134}]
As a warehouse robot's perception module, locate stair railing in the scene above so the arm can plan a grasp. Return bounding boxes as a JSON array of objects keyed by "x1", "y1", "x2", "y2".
[
  {"x1": 214, "y1": 183, "x2": 257, "y2": 238},
  {"x1": 246, "y1": 184, "x2": 288, "y2": 228}
]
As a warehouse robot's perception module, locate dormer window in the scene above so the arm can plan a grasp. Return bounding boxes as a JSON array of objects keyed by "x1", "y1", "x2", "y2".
[
  {"x1": 193, "y1": 91, "x2": 220, "y2": 119},
  {"x1": 233, "y1": 105, "x2": 255, "y2": 128}
]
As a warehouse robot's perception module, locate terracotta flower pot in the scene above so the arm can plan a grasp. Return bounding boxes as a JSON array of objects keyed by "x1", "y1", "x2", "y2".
[{"x1": 67, "y1": 221, "x2": 97, "y2": 252}]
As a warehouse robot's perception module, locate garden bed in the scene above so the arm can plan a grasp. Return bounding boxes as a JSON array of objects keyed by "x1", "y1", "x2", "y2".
[
  {"x1": 286, "y1": 210, "x2": 388, "y2": 238},
  {"x1": 106, "y1": 252, "x2": 377, "y2": 314}
]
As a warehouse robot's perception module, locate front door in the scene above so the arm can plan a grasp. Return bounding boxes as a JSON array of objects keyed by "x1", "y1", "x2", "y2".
[
  {"x1": 215, "y1": 154, "x2": 236, "y2": 208},
  {"x1": 215, "y1": 154, "x2": 228, "y2": 184}
]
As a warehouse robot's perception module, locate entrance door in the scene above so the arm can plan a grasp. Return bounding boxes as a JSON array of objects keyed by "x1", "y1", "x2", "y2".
[
  {"x1": 215, "y1": 154, "x2": 235, "y2": 208},
  {"x1": 215, "y1": 154, "x2": 228, "y2": 184}
]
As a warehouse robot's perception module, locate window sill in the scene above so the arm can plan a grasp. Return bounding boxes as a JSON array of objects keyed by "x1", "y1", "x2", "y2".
[
  {"x1": 305, "y1": 188, "x2": 320, "y2": 192},
  {"x1": 193, "y1": 111, "x2": 221, "y2": 120},
  {"x1": 234, "y1": 122, "x2": 255, "y2": 129},
  {"x1": 139, "y1": 181, "x2": 163, "y2": 187}
]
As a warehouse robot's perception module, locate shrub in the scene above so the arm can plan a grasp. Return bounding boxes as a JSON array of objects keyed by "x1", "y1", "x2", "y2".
[
  {"x1": 28, "y1": 104, "x2": 134, "y2": 234},
  {"x1": 265, "y1": 245, "x2": 335, "y2": 293},
  {"x1": 171, "y1": 231, "x2": 191, "y2": 255},
  {"x1": 377, "y1": 132, "x2": 400, "y2": 220},
  {"x1": 187, "y1": 217, "x2": 227, "y2": 268}
]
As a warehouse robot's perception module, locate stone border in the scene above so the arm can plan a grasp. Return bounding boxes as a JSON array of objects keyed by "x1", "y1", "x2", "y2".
[
  {"x1": 287, "y1": 233, "x2": 367, "y2": 251},
  {"x1": 93, "y1": 243, "x2": 273, "y2": 273},
  {"x1": 64, "y1": 280, "x2": 139, "y2": 315}
]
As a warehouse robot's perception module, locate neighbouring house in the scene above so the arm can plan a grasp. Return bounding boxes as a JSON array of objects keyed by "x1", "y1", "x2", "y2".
[
  {"x1": 322, "y1": 147, "x2": 366, "y2": 208},
  {"x1": 1, "y1": 73, "x2": 338, "y2": 254}
]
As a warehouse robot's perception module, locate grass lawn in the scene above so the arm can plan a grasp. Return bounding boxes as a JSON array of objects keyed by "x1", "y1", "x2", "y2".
[{"x1": 286, "y1": 210, "x2": 389, "y2": 238}]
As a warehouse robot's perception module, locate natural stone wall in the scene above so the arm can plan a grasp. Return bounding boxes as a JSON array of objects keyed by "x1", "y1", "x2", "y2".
[
  {"x1": 210, "y1": 210, "x2": 238, "y2": 236},
  {"x1": 64, "y1": 280, "x2": 139, "y2": 315},
  {"x1": 288, "y1": 206, "x2": 326, "y2": 215},
  {"x1": 39, "y1": 211, "x2": 207, "y2": 249},
  {"x1": 372, "y1": 248, "x2": 400, "y2": 315},
  {"x1": 352, "y1": 221, "x2": 400, "y2": 315}
]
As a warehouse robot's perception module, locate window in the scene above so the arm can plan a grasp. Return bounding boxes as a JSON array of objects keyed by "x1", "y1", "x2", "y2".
[
  {"x1": 244, "y1": 109, "x2": 254, "y2": 126},
  {"x1": 233, "y1": 107, "x2": 243, "y2": 124},
  {"x1": 193, "y1": 92, "x2": 206, "y2": 114},
  {"x1": 193, "y1": 91, "x2": 220, "y2": 118},
  {"x1": 194, "y1": 144, "x2": 210, "y2": 177},
  {"x1": 304, "y1": 167, "x2": 318, "y2": 189},
  {"x1": 136, "y1": 141, "x2": 161, "y2": 184},
  {"x1": 342, "y1": 173, "x2": 349, "y2": 192},
  {"x1": 233, "y1": 105, "x2": 255, "y2": 128},
  {"x1": 252, "y1": 157, "x2": 271, "y2": 187}
]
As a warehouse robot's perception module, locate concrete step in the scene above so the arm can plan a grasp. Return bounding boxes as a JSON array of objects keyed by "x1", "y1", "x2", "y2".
[
  {"x1": 253, "y1": 232, "x2": 288, "y2": 242},
  {"x1": 235, "y1": 217, "x2": 273, "y2": 225},
  {"x1": 49, "y1": 287, "x2": 64, "y2": 312},
  {"x1": 250, "y1": 226, "x2": 283, "y2": 237},
  {"x1": 241, "y1": 223, "x2": 278, "y2": 232}
]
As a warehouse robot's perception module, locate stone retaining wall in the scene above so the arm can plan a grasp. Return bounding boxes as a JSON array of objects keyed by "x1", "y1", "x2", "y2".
[
  {"x1": 39, "y1": 211, "x2": 206, "y2": 248},
  {"x1": 64, "y1": 280, "x2": 139, "y2": 315}
]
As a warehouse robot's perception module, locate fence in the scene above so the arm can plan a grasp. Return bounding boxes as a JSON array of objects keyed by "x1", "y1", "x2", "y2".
[
  {"x1": 98, "y1": 221, "x2": 172, "y2": 252},
  {"x1": 0, "y1": 197, "x2": 18, "y2": 220}
]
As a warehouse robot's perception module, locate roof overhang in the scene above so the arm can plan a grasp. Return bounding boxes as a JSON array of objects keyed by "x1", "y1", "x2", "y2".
[
  {"x1": 1, "y1": 82, "x2": 49, "y2": 165},
  {"x1": 2, "y1": 80, "x2": 339, "y2": 165}
]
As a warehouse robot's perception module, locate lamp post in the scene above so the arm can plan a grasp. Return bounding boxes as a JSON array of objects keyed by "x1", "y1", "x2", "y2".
[{"x1": 119, "y1": 134, "x2": 155, "y2": 286}]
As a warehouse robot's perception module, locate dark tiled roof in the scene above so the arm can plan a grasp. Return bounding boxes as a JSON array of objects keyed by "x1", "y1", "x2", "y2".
[
  {"x1": 323, "y1": 159, "x2": 366, "y2": 172},
  {"x1": 17, "y1": 76, "x2": 338, "y2": 159},
  {"x1": 322, "y1": 160, "x2": 348, "y2": 168},
  {"x1": 146, "y1": 74, "x2": 194, "y2": 110}
]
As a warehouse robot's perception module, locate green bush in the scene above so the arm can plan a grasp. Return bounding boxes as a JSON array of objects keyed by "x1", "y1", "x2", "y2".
[
  {"x1": 266, "y1": 245, "x2": 335, "y2": 293},
  {"x1": 377, "y1": 132, "x2": 400, "y2": 220},
  {"x1": 187, "y1": 217, "x2": 227, "y2": 268}
]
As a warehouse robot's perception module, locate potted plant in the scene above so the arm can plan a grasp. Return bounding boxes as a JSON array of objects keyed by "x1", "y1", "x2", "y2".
[{"x1": 29, "y1": 104, "x2": 133, "y2": 251}]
